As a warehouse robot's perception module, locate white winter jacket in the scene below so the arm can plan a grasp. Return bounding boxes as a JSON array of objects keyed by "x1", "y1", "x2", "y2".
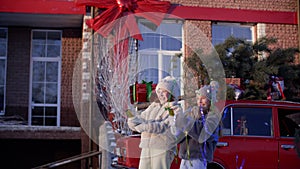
[{"x1": 128, "y1": 101, "x2": 179, "y2": 151}]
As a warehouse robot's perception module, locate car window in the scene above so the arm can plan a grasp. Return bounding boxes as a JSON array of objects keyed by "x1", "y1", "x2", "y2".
[
  {"x1": 222, "y1": 107, "x2": 273, "y2": 136},
  {"x1": 221, "y1": 107, "x2": 231, "y2": 135},
  {"x1": 278, "y1": 108, "x2": 300, "y2": 137}
]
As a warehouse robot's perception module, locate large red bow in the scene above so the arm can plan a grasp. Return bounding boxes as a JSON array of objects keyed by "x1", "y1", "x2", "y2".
[{"x1": 76, "y1": 0, "x2": 171, "y2": 40}]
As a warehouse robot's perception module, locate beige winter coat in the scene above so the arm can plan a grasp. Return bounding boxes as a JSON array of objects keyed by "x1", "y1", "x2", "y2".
[{"x1": 128, "y1": 101, "x2": 178, "y2": 152}]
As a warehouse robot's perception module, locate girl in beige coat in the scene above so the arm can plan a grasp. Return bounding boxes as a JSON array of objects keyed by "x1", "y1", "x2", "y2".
[{"x1": 128, "y1": 76, "x2": 181, "y2": 169}]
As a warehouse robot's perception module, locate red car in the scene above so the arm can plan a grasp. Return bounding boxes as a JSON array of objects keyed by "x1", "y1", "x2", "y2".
[{"x1": 113, "y1": 100, "x2": 300, "y2": 169}]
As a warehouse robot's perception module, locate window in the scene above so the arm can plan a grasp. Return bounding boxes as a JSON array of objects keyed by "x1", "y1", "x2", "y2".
[
  {"x1": 278, "y1": 109, "x2": 300, "y2": 137},
  {"x1": 221, "y1": 107, "x2": 231, "y2": 135},
  {"x1": 30, "y1": 30, "x2": 61, "y2": 126},
  {"x1": 0, "y1": 28, "x2": 7, "y2": 115},
  {"x1": 212, "y1": 23, "x2": 253, "y2": 46},
  {"x1": 222, "y1": 107, "x2": 273, "y2": 136},
  {"x1": 136, "y1": 20, "x2": 182, "y2": 90}
]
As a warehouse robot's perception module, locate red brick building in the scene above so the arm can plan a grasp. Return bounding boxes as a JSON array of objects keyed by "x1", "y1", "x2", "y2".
[{"x1": 0, "y1": 0, "x2": 298, "y2": 169}]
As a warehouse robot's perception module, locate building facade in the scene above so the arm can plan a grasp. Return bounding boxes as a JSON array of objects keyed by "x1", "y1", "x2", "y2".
[{"x1": 0, "y1": 0, "x2": 298, "y2": 169}]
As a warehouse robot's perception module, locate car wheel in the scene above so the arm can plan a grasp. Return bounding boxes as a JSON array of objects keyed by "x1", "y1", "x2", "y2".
[{"x1": 207, "y1": 162, "x2": 225, "y2": 169}]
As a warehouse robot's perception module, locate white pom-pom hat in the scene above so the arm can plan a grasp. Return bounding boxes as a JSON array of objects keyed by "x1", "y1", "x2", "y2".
[
  {"x1": 155, "y1": 76, "x2": 180, "y2": 99},
  {"x1": 195, "y1": 85, "x2": 211, "y2": 100}
]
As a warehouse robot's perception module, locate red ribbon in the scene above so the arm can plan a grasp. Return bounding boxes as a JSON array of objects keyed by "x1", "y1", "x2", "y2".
[
  {"x1": 76, "y1": 0, "x2": 171, "y2": 128},
  {"x1": 76, "y1": 0, "x2": 171, "y2": 40}
]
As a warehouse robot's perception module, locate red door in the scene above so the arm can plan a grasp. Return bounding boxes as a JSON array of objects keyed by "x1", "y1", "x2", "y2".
[
  {"x1": 277, "y1": 108, "x2": 300, "y2": 169},
  {"x1": 279, "y1": 138, "x2": 300, "y2": 169},
  {"x1": 214, "y1": 136, "x2": 278, "y2": 169},
  {"x1": 213, "y1": 106, "x2": 278, "y2": 169}
]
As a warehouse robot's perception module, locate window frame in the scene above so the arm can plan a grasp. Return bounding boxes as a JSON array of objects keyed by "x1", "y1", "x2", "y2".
[
  {"x1": 212, "y1": 22, "x2": 255, "y2": 46},
  {"x1": 136, "y1": 19, "x2": 183, "y2": 85},
  {"x1": 0, "y1": 27, "x2": 8, "y2": 115},
  {"x1": 222, "y1": 106, "x2": 273, "y2": 137},
  {"x1": 29, "y1": 29, "x2": 62, "y2": 126},
  {"x1": 277, "y1": 108, "x2": 300, "y2": 138}
]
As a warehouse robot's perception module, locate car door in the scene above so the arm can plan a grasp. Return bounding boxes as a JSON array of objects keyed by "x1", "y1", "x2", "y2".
[
  {"x1": 277, "y1": 108, "x2": 300, "y2": 169},
  {"x1": 215, "y1": 106, "x2": 278, "y2": 169}
]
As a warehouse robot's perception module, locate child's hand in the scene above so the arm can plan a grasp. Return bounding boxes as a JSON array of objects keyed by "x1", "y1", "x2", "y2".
[
  {"x1": 165, "y1": 106, "x2": 175, "y2": 116},
  {"x1": 128, "y1": 116, "x2": 143, "y2": 125},
  {"x1": 169, "y1": 108, "x2": 175, "y2": 116},
  {"x1": 170, "y1": 105, "x2": 182, "y2": 116},
  {"x1": 135, "y1": 123, "x2": 146, "y2": 133}
]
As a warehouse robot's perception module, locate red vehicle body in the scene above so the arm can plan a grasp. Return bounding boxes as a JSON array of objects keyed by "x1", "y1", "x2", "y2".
[{"x1": 113, "y1": 100, "x2": 300, "y2": 169}]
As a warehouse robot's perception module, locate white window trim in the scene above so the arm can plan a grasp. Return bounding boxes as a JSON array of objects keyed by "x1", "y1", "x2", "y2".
[
  {"x1": 0, "y1": 27, "x2": 7, "y2": 115},
  {"x1": 29, "y1": 29, "x2": 62, "y2": 126},
  {"x1": 138, "y1": 49, "x2": 183, "y2": 80},
  {"x1": 137, "y1": 20, "x2": 183, "y2": 77}
]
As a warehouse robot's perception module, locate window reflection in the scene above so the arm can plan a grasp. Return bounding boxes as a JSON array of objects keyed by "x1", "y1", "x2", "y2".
[
  {"x1": 46, "y1": 62, "x2": 58, "y2": 82},
  {"x1": 32, "y1": 83, "x2": 44, "y2": 103},
  {"x1": 212, "y1": 23, "x2": 253, "y2": 46}
]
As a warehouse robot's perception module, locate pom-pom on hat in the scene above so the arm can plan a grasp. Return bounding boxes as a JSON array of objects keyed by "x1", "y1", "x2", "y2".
[
  {"x1": 195, "y1": 85, "x2": 211, "y2": 100},
  {"x1": 156, "y1": 76, "x2": 180, "y2": 99}
]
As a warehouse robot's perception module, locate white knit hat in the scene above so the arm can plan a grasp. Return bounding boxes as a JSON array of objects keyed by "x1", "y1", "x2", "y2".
[
  {"x1": 156, "y1": 76, "x2": 180, "y2": 99},
  {"x1": 195, "y1": 85, "x2": 211, "y2": 100}
]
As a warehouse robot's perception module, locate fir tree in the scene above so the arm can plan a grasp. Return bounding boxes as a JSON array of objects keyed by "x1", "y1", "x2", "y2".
[{"x1": 186, "y1": 36, "x2": 300, "y2": 101}]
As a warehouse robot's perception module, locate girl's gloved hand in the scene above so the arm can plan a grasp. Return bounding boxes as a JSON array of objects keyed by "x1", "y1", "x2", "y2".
[
  {"x1": 170, "y1": 105, "x2": 182, "y2": 116},
  {"x1": 128, "y1": 116, "x2": 143, "y2": 130},
  {"x1": 135, "y1": 123, "x2": 146, "y2": 133},
  {"x1": 128, "y1": 116, "x2": 143, "y2": 125}
]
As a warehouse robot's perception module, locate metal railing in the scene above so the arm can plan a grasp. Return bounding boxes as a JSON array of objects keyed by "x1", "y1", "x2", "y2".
[{"x1": 32, "y1": 150, "x2": 102, "y2": 169}]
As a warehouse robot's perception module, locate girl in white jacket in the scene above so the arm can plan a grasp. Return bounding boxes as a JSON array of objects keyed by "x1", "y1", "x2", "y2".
[{"x1": 128, "y1": 76, "x2": 181, "y2": 169}]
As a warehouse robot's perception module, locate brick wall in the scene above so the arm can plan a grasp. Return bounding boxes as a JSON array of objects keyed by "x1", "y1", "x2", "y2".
[
  {"x1": 184, "y1": 20, "x2": 212, "y2": 57},
  {"x1": 169, "y1": 0, "x2": 299, "y2": 56},
  {"x1": 169, "y1": 0, "x2": 297, "y2": 11},
  {"x1": 265, "y1": 24, "x2": 299, "y2": 49},
  {"x1": 6, "y1": 27, "x2": 31, "y2": 118},
  {"x1": 265, "y1": 23, "x2": 299, "y2": 64},
  {"x1": 61, "y1": 29, "x2": 82, "y2": 126},
  {"x1": 5, "y1": 27, "x2": 82, "y2": 126}
]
